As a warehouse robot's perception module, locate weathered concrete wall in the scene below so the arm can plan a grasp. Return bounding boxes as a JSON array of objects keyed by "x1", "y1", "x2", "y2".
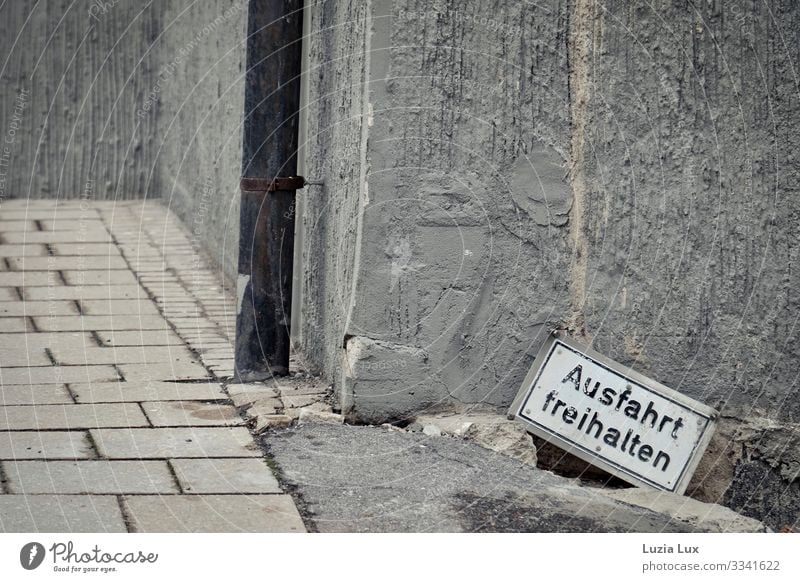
[
  {"x1": 0, "y1": 0, "x2": 161, "y2": 201},
  {"x1": 580, "y1": 0, "x2": 800, "y2": 423},
  {"x1": 153, "y1": 0, "x2": 246, "y2": 282},
  {"x1": 314, "y1": 0, "x2": 576, "y2": 422},
  {"x1": 298, "y1": 0, "x2": 370, "y2": 376},
  {"x1": 0, "y1": 0, "x2": 245, "y2": 284},
  {"x1": 301, "y1": 0, "x2": 800, "y2": 426}
]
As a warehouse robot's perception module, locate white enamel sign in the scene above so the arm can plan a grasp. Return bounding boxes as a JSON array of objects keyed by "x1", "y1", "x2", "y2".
[{"x1": 509, "y1": 335, "x2": 717, "y2": 493}]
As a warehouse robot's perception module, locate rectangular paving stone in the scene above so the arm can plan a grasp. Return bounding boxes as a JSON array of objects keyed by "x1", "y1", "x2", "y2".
[
  {"x1": 0, "y1": 352, "x2": 51, "y2": 368},
  {"x1": 41, "y1": 219, "x2": 106, "y2": 231},
  {"x1": 3, "y1": 229, "x2": 112, "y2": 244},
  {"x1": 0, "y1": 348, "x2": 51, "y2": 368},
  {"x1": 0, "y1": 244, "x2": 47, "y2": 257},
  {"x1": 141, "y1": 401, "x2": 243, "y2": 427},
  {"x1": 33, "y1": 315, "x2": 169, "y2": 332},
  {"x1": 25, "y1": 285, "x2": 146, "y2": 300},
  {"x1": 0, "y1": 317, "x2": 33, "y2": 332},
  {"x1": 0, "y1": 384, "x2": 72, "y2": 405},
  {"x1": 0, "y1": 431, "x2": 94, "y2": 459},
  {"x1": 0, "y1": 288, "x2": 18, "y2": 300},
  {"x1": 61, "y1": 270, "x2": 139, "y2": 286},
  {"x1": 8, "y1": 255, "x2": 127, "y2": 271},
  {"x1": 0, "y1": 365, "x2": 118, "y2": 384},
  {"x1": 0, "y1": 332, "x2": 94, "y2": 349},
  {"x1": 50, "y1": 345, "x2": 198, "y2": 366},
  {"x1": 71, "y1": 381, "x2": 226, "y2": 403},
  {"x1": 0, "y1": 300, "x2": 78, "y2": 316},
  {"x1": 0, "y1": 221, "x2": 37, "y2": 232},
  {"x1": 123, "y1": 494, "x2": 304, "y2": 532},
  {"x1": 0, "y1": 271, "x2": 61, "y2": 286},
  {"x1": 170, "y1": 459, "x2": 281, "y2": 494},
  {"x1": 0, "y1": 495, "x2": 127, "y2": 532},
  {"x1": 0, "y1": 209, "x2": 98, "y2": 220},
  {"x1": 51, "y1": 243, "x2": 122, "y2": 256},
  {"x1": 3, "y1": 460, "x2": 179, "y2": 494},
  {"x1": 0, "y1": 403, "x2": 147, "y2": 430},
  {"x1": 118, "y1": 362, "x2": 211, "y2": 381},
  {"x1": 95, "y1": 330, "x2": 185, "y2": 346},
  {"x1": 90, "y1": 427, "x2": 261, "y2": 458},
  {"x1": 79, "y1": 299, "x2": 161, "y2": 316}
]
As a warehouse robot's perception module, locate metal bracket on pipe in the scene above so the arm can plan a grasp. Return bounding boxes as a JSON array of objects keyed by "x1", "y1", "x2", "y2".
[
  {"x1": 239, "y1": 177, "x2": 324, "y2": 192},
  {"x1": 240, "y1": 176, "x2": 305, "y2": 192}
]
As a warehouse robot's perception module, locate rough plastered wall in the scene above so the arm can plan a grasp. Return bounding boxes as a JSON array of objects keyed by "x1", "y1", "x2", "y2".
[
  {"x1": 578, "y1": 0, "x2": 800, "y2": 424},
  {"x1": 0, "y1": 0, "x2": 160, "y2": 201},
  {"x1": 329, "y1": 0, "x2": 575, "y2": 422},
  {"x1": 303, "y1": 0, "x2": 800, "y2": 431},
  {"x1": 0, "y1": 0, "x2": 245, "y2": 283},
  {"x1": 153, "y1": 0, "x2": 247, "y2": 283},
  {"x1": 298, "y1": 0, "x2": 370, "y2": 376}
]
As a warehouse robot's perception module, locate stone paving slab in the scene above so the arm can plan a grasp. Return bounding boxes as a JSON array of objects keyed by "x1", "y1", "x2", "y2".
[
  {"x1": 0, "y1": 384, "x2": 73, "y2": 405},
  {"x1": 141, "y1": 401, "x2": 243, "y2": 427},
  {"x1": 95, "y1": 330, "x2": 185, "y2": 346},
  {"x1": 61, "y1": 270, "x2": 140, "y2": 286},
  {"x1": 41, "y1": 220, "x2": 106, "y2": 231},
  {"x1": 0, "y1": 288, "x2": 18, "y2": 300},
  {"x1": 0, "y1": 365, "x2": 119, "y2": 384},
  {"x1": 0, "y1": 403, "x2": 148, "y2": 430},
  {"x1": 0, "y1": 348, "x2": 51, "y2": 367},
  {"x1": 4, "y1": 230, "x2": 112, "y2": 244},
  {"x1": 71, "y1": 381, "x2": 226, "y2": 403},
  {"x1": 0, "y1": 431, "x2": 95, "y2": 460},
  {"x1": 117, "y1": 362, "x2": 212, "y2": 381},
  {"x1": 170, "y1": 458, "x2": 282, "y2": 494},
  {"x1": 123, "y1": 494, "x2": 304, "y2": 532},
  {"x1": 0, "y1": 271, "x2": 61, "y2": 286},
  {"x1": 51, "y1": 243, "x2": 123, "y2": 256},
  {"x1": 0, "y1": 495, "x2": 127, "y2": 532},
  {"x1": 50, "y1": 345, "x2": 198, "y2": 366},
  {"x1": 90, "y1": 427, "x2": 261, "y2": 458},
  {"x1": 0, "y1": 332, "x2": 94, "y2": 348},
  {"x1": 0, "y1": 317, "x2": 33, "y2": 332},
  {"x1": 79, "y1": 299, "x2": 161, "y2": 316},
  {"x1": 0, "y1": 300, "x2": 78, "y2": 316},
  {"x1": 0, "y1": 221, "x2": 37, "y2": 232},
  {"x1": 3, "y1": 460, "x2": 179, "y2": 494},
  {"x1": 0, "y1": 244, "x2": 47, "y2": 257},
  {"x1": 8, "y1": 256, "x2": 127, "y2": 271},
  {"x1": 24, "y1": 285, "x2": 146, "y2": 301},
  {"x1": 0, "y1": 209, "x2": 99, "y2": 220},
  {"x1": 33, "y1": 315, "x2": 169, "y2": 332}
]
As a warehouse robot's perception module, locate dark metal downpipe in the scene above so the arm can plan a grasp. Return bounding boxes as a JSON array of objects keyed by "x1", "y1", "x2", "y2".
[{"x1": 235, "y1": 0, "x2": 304, "y2": 380}]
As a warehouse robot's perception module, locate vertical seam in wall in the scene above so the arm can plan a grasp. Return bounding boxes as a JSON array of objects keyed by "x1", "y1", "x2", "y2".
[
  {"x1": 343, "y1": 0, "x2": 372, "y2": 341},
  {"x1": 339, "y1": 0, "x2": 372, "y2": 413},
  {"x1": 568, "y1": 0, "x2": 593, "y2": 340}
]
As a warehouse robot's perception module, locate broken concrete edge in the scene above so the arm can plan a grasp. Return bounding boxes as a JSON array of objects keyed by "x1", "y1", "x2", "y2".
[
  {"x1": 385, "y1": 409, "x2": 779, "y2": 532},
  {"x1": 600, "y1": 488, "x2": 769, "y2": 533},
  {"x1": 225, "y1": 368, "x2": 794, "y2": 531},
  {"x1": 217, "y1": 376, "x2": 341, "y2": 433}
]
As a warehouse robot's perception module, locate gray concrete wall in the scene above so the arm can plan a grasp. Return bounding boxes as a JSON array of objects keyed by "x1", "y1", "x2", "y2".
[
  {"x1": 0, "y1": 0, "x2": 161, "y2": 201},
  {"x1": 300, "y1": 0, "x2": 800, "y2": 425},
  {"x1": 0, "y1": 0, "x2": 246, "y2": 283},
  {"x1": 297, "y1": 0, "x2": 371, "y2": 376},
  {"x1": 153, "y1": 0, "x2": 246, "y2": 282}
]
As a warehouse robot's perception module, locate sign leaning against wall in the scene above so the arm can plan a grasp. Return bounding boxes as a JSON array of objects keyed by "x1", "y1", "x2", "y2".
[{"x1": 509, "y1": 334, "x2": 718, "y2": 494}]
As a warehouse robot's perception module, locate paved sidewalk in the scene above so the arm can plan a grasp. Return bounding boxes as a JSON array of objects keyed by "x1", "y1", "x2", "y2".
[{"x1": 0, "y1": 199, "x2": 305, "y2": 532}]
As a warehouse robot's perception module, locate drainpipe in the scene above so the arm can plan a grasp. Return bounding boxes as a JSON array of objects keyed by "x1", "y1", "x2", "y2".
[{"x1": 235, "y1": 0, "x2": 304, "y2": 380}]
